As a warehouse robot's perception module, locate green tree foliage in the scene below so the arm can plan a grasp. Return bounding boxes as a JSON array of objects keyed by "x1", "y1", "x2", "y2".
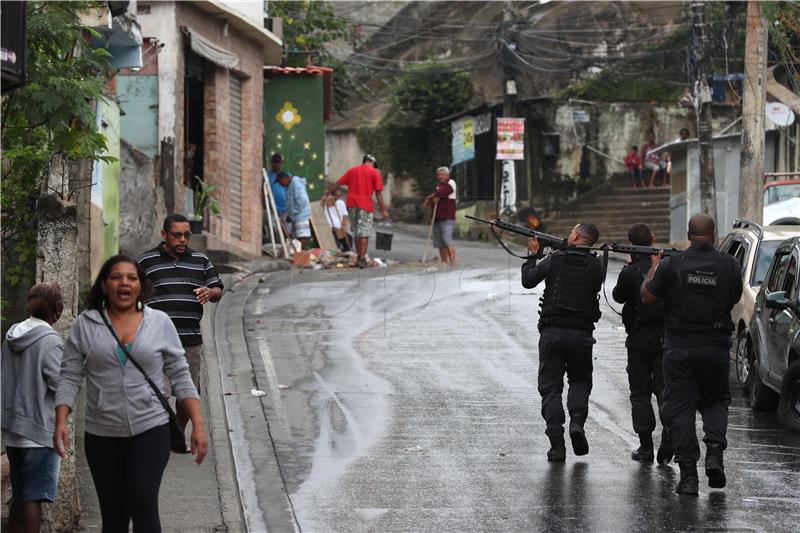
[
  {"x1": 764, "y1": 1, "x2": 800, "y2": 83},
  {"x1": 391, "y1": 62, "x2": 473, "y2": 124},
  {"x1": 269, "y1": 0, "x2": 360, "y2": 111},
  {"x1": 357, "y1": 63, "x2": 473, "y2": 194},
  {"x1": 1, "y1": 1, "x2": 113, "y2": 287},
  {"x1": 565, "y1": 3, "x2": 747, "y2": 101}
]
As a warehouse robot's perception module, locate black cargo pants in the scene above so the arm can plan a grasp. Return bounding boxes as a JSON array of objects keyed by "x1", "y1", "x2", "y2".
[
  {"x1": 627, "y1": 348, "x2": 665, "y2": 433},
  {"x1": 538, "y1": 326, "x2": 595, "y2": 438},
  {"x1": 661, "y1": 344, "x2": 730, "y2": 463}
]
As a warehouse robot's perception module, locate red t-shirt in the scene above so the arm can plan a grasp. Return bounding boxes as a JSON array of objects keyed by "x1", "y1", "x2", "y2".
[
  {"x1": 433, "y1": 181, "x2": 455, "y2": 221},
  {"x1": 337, "y1": 164, "x2": 384, "y2": 212}
]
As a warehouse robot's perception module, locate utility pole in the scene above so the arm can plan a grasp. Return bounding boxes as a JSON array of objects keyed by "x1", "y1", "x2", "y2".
[
  {"x1": 498, "y1": 2, "x2": 518, "y2": 218},
  {"x1": 691, "y1": 1, "x2": 716, "y2": 221},
  {"x1": 739, "y1": 0, "x2": 768, "y2": 224}
]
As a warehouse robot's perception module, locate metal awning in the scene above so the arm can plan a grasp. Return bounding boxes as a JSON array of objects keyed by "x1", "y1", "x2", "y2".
[{"x1": 183, "y1": 27, "x2": 238, "y2": 70}]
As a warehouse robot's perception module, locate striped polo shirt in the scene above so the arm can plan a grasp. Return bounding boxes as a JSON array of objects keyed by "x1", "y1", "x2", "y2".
[{"x1": 137, "y1": 244, "x2": 224, "y2": 347}]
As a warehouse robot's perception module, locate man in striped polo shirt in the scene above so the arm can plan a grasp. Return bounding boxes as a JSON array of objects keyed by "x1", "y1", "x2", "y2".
[{"x1": 137, "y1": 214, "x2": 224, "y2": 429}]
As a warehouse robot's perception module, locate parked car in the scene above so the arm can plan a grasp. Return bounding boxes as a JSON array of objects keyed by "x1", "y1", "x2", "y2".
[
  {"x1": 718, "y1": 220, "x2": 800, "y2": 389},
  {"x1": 763, "y1": 179, "x2": 800, "y2": 225},
  {"x1": 746, "y1": 237, "x2": 800, "y2": 432}
]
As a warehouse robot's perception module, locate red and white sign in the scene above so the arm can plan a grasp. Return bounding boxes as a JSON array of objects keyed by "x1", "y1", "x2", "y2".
[{"x1": 496, "y1": 118, "x2": 525, "y2": 160}]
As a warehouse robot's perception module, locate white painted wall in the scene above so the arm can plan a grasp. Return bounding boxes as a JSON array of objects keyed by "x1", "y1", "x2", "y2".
[
  {"x1": 218, "y1": 0, "x2": 263, "y2": 27},
  {"x1": 136, "y1": 2, "x2": 179, "y2": 146}
]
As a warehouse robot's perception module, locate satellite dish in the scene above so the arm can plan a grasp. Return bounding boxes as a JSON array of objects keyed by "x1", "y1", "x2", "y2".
[{"x1": 766, "y1": 102, "x2": 795, "y2": 127}]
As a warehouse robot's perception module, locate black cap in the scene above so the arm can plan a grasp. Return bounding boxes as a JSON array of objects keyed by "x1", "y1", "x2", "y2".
[
  {"x1": 362, "y1": 154, "x2": 377, "y2": 165},
  {"x1": 271, "y1": 153, "x2": 284, "y2": 162}
]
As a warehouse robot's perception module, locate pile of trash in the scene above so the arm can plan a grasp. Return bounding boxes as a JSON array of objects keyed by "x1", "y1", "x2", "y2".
[{"x1": 291, "y1": 248, "x2": 388, "y2": 269}]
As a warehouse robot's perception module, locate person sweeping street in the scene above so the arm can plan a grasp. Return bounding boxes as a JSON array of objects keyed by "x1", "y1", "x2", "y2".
[{"x1": 423, "y1": 166, "x2": 457, "y2": 268}]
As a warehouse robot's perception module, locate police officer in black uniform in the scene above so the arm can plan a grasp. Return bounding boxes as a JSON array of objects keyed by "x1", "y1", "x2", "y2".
[
  {"x1": 522, "y1": 223, "x2": 604, "y2": 462},
  {"x1": 612, "y1": 223, "x2": 672, "y2": 464},
  {"x1": 642, "y1": 213, "x2": 742, "y2": 495}
]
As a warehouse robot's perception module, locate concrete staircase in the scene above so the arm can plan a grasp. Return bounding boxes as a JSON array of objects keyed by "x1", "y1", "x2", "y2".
[{"x1": 544, "y1": 186, "x2": 671, "y2": 245}]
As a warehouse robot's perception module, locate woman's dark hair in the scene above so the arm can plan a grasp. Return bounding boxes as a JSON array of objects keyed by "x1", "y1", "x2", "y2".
[{"x1": 86, "y1": 255, "x2": 151, "y2": 311}]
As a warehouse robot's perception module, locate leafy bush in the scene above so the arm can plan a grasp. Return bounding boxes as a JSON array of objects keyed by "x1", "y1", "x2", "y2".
[{"x1": 391, "y1": 62, "x2": 473, "y2": 124}]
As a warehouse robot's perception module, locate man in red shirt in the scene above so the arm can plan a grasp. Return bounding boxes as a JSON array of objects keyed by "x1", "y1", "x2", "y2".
[
  {"x1": 323, "y1": 154, "x2": 389, "y2": 268},
  {"x1": 423, "y1": 166, "x2": 457, "y2": 267}
]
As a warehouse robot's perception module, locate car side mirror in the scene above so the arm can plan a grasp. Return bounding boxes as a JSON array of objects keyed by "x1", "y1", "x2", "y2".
[{"x1": 765, "y1": 291, "x2": 792, "y2": 310}]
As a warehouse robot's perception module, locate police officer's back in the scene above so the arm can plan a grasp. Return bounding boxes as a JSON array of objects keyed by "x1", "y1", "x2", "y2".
[
  {"x1": 612, "y1": 223, "x2": 670, "y2": 464},
  {"x1": 642, "y1": 213, "x2": 742, "y2": 495},
  {"x1": 522, "y1": 223, "x2": 604, "y2": 462}
]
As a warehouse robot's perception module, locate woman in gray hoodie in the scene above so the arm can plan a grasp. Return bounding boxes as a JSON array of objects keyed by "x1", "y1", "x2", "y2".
[
  {"x1": 54, "y1": 255, "x2": 208, "y2": 533},
  {"x1": 2, "y1": 282, "x2": 64, "y2": 533}
]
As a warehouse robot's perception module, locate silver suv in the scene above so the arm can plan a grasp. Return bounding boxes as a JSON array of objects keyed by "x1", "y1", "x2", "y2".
[
  {"x1": 718, "y1": 220, "x2": 800, "y2": 389},
  {"x1": 747, "y1": 236, "x2": 800, "y2": 431}
]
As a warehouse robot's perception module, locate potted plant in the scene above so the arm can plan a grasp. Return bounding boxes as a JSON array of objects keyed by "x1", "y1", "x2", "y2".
[{"x1": 189, "y1": 176, "x2": 221, "y2": 234}]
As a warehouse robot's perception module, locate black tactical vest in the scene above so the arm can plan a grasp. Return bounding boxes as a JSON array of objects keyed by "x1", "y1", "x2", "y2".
[
  {"x1": 540, "y1": 248, "x2": 602, "y2": 330},
  {"x1": 622, "y1": 259, "x2": 665, "y2": 334},
  {"x1": 664, "y1": 250, "x2": 734, "y2": 334}
]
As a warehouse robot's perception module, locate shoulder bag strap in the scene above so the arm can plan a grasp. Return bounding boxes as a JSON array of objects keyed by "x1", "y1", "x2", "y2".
[{"x1": 99, "y1": 311, "x2": 177, "y2": 419}]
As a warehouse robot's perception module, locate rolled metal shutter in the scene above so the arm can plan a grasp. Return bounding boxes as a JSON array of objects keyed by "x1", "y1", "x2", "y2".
[{"x1": 228, "y1": 74, "x2": 242, "y2": 239}]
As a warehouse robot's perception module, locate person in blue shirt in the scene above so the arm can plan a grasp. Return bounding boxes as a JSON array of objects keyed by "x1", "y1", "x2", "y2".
[
  {"x1": 267, "y1": 153, "x2": 288, "y2": 217},
  {"x1": 278, "y1": 172, "x2": 311, "y2": 249}
]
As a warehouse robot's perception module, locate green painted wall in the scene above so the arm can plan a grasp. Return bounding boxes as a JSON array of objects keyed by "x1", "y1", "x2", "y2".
[
  {"x1": 264, "y1": 74, "x2": 325, "y2": 200},
  {"x1": 92, "y1": 99, "x2": 121, "y2": 259}
]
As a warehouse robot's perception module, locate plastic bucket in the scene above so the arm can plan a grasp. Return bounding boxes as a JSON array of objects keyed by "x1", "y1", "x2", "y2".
[{"x1": 375, "y1": 230, "x2": 393, "y2": 251}]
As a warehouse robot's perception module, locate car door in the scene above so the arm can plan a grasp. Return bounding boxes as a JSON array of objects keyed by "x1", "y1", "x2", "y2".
[
  {"x1": 753, "y1": 249, "x2": 790, "y2": 375},
  {"x1": 766, "y1": 253, "x2": 797, "y2": 386}
]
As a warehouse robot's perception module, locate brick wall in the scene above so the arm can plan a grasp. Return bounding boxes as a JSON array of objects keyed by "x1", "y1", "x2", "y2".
[{"x1": 174, "y1": 3, "x2": 265, "y2": 257}]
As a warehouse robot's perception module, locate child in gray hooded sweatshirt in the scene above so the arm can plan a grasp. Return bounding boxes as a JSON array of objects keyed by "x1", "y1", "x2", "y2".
[{"x1": 1, "y1": 282, "x2": 64, "y2": 532}]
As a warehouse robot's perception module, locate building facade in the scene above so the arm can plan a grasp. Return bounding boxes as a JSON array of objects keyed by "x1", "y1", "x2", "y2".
[{"x1": 121, "y1": 0, "x2": 281, "y2": 258}]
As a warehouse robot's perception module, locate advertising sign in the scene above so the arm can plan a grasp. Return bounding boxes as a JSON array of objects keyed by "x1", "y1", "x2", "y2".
[
  {"x1": 496, "y1": 118, "x2": 525, "y2": 160},
  {"x1": 451, "y1": 116, "x2": 475, "y2": 165}
]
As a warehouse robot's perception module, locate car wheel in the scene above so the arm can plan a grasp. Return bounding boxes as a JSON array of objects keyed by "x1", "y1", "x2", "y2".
[
  {"x1": 779, "y1": 360, "x2": 800, "y2": 432},
  {"x1": 749, "y1": 359, "x2": 779, "y2": 412},
  {"x1": 735, "y1": 331, "x2": 754, "y2": 390}
]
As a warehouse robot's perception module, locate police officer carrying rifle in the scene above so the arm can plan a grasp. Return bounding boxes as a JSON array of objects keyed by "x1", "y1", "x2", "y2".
[
  {"x1": 641, "y1": 213, "x2": 742, "y2": 495},
  {"x1": 612, "y1": 223, "x2": 672, "y2": 464},
  {"x1": 522, "y1": 223, "x2": 604, "y2": 462}
]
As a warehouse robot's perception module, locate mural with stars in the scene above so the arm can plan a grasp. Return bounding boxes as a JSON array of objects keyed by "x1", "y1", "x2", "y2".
[{"x1": 263, "y1": 72, "x2": 326, "y2": 200}]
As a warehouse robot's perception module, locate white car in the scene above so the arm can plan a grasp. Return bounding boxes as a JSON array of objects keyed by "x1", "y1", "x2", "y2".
[{"x1": 718, "y1": 221, "x2": 800, "y2": 388}]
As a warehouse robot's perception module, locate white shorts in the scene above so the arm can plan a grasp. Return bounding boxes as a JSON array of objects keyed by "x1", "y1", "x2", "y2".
[{"x1": 292, "y1": 219, "x2": 311, "y2": 238}]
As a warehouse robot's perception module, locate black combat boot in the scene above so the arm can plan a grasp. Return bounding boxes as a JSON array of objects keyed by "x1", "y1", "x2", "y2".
[
  {"x1": 547, "y1": 434, "x2": 566, "y2": 463},
  {"x1": 631, "y1": 432, "x2": 654, "y2": 462},
  {"x1": 705, "y1": 451, "x2": 726, "y2": 489},
  {"x1": 675, "y1": 462, "x2": 699, "y2": 495},
  {"x1": 569, "y1": 421, "x2": 589, "y2": 456},
  {"x1": 656, "y1": 427, "x2": 673, "y2": 465}
]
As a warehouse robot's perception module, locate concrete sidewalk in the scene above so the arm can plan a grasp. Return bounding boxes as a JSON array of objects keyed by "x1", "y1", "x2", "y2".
[{"x1": 76, "y1": 258, "x2": 290, "y2": 532}]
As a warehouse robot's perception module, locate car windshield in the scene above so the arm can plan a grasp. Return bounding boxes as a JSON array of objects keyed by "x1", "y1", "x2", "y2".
[
  {"x1": 752, "y1": 239, "x2": 783, "y2": 285},
  {"x1": 764, "y1": 183, "x2": 800, "y2": 206}
]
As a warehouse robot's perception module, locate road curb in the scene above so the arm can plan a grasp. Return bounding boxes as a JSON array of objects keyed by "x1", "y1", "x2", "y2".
[
  {"x1": 202, "y1": 295, "x2": 245, "y2": 533},
  {"x1": 204, "y1": 256, "x2": 298, "y2": 532}
]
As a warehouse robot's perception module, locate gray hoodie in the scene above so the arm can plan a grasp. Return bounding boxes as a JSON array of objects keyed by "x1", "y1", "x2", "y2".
[
  {"x1": 55, "y1": 307, "x2": 198, "y2": 438},
  {"x1": 1, "y1": 318, "x2": 64, "y2": 447}
]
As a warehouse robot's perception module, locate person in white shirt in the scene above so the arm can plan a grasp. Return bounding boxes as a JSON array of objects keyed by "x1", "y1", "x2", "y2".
[{"x1": 324, "y1": 187, "x2": 351, "y2": 251}]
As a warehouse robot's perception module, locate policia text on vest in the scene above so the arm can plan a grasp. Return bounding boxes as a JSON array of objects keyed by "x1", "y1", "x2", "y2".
[{"x1": 641, "y1": 213, "x2": 743, "y2": 495}]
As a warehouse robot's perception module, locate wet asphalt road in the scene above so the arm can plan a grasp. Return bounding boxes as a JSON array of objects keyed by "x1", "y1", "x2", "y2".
[{"x1": 234, "y1": 228, "x2": 800, "y2": 532}]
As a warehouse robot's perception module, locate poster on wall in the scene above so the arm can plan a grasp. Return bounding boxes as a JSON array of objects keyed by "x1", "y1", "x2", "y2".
[
  {"x1": 451, "y1": 116, "x2": 475, "y2": 165},
  {"x1": 496, "y1": 118, "x2": 525, "y2": 160}
]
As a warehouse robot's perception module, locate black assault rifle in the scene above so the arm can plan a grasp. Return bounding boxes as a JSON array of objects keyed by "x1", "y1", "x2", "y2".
[
  {"x1": 466, "y1": 215, "x2": 682, "y2": 258},
  {"x1": 605, "y1": 243, "x2": 681, "y2": 257},
  {"x1": 465, "y1": 215, "x2": 567, "y2": 255}
]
